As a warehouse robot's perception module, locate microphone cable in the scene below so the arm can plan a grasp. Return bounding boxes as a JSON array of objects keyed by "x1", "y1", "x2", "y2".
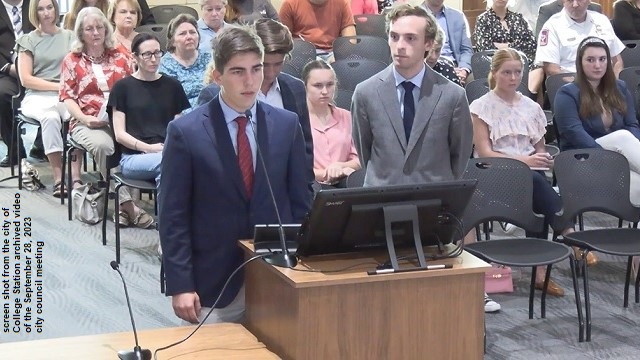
[{"x1": 153, "y1": 253, "x2": 268, "y2": 360}]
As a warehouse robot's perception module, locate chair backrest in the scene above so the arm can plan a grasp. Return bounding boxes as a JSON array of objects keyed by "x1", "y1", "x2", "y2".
[
  {"x1": 464, "y1": 78, "x2": 490, "y2": 104},
  {"x1": 462, "y1": 157, "x2": 545, "y2": 234},
  {"x1": 345, "y1": 168, "x2": 365, "y2": 188},
  {"x1": 353, "y1": 14, "x2": 387, "y2": 39},
  {"x1": 621, "y1": 41, "x2": 640, "y2": 68},
  {"x1": 283, "y1": 39, "x2": 316, "y2": 79},
  {"x1": 545, "y1": 72, "x2": 576, "y2": 113},
  {"x1": 149, "y1": 5, "x2": 199, "y2": 24},
  {"x1": 334, "y1": 88, "x2": 353, "y2": 110},
  {"x1": 332, "y1": 35, "x2": 391, "y2": 65},
  {"x1": 619, "y1": 66, "x2": 640, "y2": 113},
  {"x1": 333, "y1": 59, "x2": 388, "y2": 92},
  {"x1": 470, "y1": 50, "x2": 495, "y2": 81},
  {"x1": 136, "y1": 24, "x2": 169, "y2": 52},
  {"x1": 554, "y1": 149, "x2": 640, "y2": 224}
]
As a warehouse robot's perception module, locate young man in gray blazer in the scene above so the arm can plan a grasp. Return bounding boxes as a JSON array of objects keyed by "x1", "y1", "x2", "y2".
[{"x1": 351, "y1": 4, "x2": 472, "y2": 187}]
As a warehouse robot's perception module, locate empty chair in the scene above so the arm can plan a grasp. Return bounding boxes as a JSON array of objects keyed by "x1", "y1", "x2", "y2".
[
  {"x1": 332, "y1": 35, "x2": 391, "y2": 65},
  {"x1": 136, "y1": 24, "x2": 168, "y2": 52},
  {"x1": 554, "y1": 149, "x2": 640, "y2": 341},
  {"x1": 283, "y1": 39, "x2": 316, "y2": 79},
  {"x1": 619, "y1": 66, "x2": 640, "y2": 112},
  {"x1": 149, "y1": 5, "x2": 198, "y2": 24},
  {"x1": 620, "y1": 40, "x2": 640, "y2": 68},
  {"x1": 353, "y1": 14, "x2": 387, "y2": 39},
  {"x1": 333, "y1": 59, "x2": 388, "y2": 92}
]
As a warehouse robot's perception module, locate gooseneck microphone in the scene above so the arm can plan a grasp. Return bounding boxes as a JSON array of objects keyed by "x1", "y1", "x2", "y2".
[
  {"x1": 245, "y1": 110, "x2": 297, "y2": 268},
  {"x1": 109, "y1": 261, "x2": 152, "y2": 360}
]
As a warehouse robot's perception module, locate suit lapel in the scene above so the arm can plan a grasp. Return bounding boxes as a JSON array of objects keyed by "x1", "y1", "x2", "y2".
[
  {"x1": 405, "y1": 68, "x2": 442, "y2": 157},
  {"x1": 203, "y1": 96, "x2": 248, "y2": 200},
  {"x1": 378, "y1": 68, "x2": 407, "y2": 150},
  {"x1": 253, "y1": 103, "x2": 269, "y2": 200}
]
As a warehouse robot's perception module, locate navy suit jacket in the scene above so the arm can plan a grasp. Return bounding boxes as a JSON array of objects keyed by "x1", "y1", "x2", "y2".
[
  {"x1": 555, "y1": 81, "x2": 640, "y2": 151},
  {"x1": 159, "y1": 97, "x2": 313, "y2": 307},
  {"x1": 197, "y1": 72, "x2": 314, "y2": 169},
  {"x1": 0, "y1": 0, "x2": 34, "y2": 70}
]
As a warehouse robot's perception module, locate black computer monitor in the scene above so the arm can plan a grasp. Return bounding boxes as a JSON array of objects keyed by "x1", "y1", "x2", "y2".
[{"x1": 296, "y1": 180, "x2": 477, "y2": 260}]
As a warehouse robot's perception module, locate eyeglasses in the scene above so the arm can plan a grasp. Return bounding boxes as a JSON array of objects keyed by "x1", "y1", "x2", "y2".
[{"x1": 137, "y1": 50, "x2": 164, "y2": 60}]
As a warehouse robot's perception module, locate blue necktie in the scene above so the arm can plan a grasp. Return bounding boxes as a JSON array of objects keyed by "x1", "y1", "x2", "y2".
[
  {"x1": 12, "y1": 6, "x2": 22, "y2": 37},
  {"x1": 402, "y1": 81, "x2": 415, "y2": 142}
]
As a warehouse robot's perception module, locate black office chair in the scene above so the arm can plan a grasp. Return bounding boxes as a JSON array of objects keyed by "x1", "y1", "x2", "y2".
[
  {"x1": 554, "y1": 149, "x2": 640, "y2": 342},
  {"x1": 136, "y1": 24, "x2": 169, "y2": 52},
  {"x1": 282, "y1": 39, "x2": 316, "y2": 79},
  {"x1": 621, "y1": 40, "x2": 640, "y2": 68},
  {"x1": 102, "y1": 112, "x2": 157, "y2": 264},
  {"x1": 353, "y1": 14, "x2": 387, "y2": 39},
  {"x1": 334, "y1": 88, "x2": 353, "y2": 110},
  {"x1": 345, "y1": 168, "x2": 365, "y2": 188},
  {"x1": 333, "y1": 59, "x2": 388, "y2": 92},
  {"x1": 462, "y1": 158, "x2": 578, "y2": 333},
  {"x1": 332, "y1": 35, "x2": 391, "y2": 65},
  {"x1": 619, "y1": 66, "x2": 640, "y2": 113},
  {"x1": 149, "y1": 5, "x2": 198, "y2": 24},
  {"x1": 545, "y1": 73, "x2": 576, "y2": 149}
]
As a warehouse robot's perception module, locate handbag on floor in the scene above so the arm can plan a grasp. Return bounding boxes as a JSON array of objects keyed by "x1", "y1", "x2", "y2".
[
  {"x1": 485, "y1": 264, "x2": 514, "y2": 294},
  {"x1": 21, "y1": 159, "x2": 45, "y2": 191},
  {"x1": 71, "y1": 183, "x2": 106, "y2": 225}
]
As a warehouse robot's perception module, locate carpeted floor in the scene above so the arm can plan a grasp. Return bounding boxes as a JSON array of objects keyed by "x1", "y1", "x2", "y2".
[{"x1": 2, "y1": 127, "x2": 640, "y2": 359}]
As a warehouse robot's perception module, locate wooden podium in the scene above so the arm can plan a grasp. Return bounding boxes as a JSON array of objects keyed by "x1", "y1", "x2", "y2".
[{"x1": 240, "y1": 242, "x2": 490, "y2": 360}]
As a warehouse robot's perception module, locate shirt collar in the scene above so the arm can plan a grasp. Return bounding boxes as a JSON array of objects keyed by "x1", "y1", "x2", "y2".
[
  {"x1": 219, "y1": 95, "x2": 257, "y2": 126},
  {"x1": 560, "y1": 8, "x2": 593, "y2": 27},
  {"x1": 393, "y1": 63, "x2": 426, "y2": 89},
  {"x1": 197, "y1": 18, "x2": 227, "y2": 32}
]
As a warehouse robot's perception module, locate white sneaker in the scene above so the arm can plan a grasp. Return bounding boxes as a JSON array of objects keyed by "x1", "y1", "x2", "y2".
[{"x1": 484, "y1": 293, "x2": 501, "y2": 313}]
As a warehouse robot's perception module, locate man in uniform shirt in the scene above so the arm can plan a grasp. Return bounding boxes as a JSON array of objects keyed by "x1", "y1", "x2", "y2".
[{"x1": 535, "y1": 0, "x2": 624, "y2": 77}]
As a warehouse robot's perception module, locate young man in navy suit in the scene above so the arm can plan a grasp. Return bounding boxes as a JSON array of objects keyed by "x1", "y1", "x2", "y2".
[{"x1": 159, "y1": 26, "x2": 313, "y2": 324}]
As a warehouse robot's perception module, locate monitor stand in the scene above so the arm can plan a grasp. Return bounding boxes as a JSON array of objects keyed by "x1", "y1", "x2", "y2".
[{"x1": 382, "y1": 200, "x2": 440, "y2": 270}]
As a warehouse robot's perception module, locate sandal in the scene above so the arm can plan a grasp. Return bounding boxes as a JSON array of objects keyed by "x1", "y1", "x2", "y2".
[
  {"x1": 113, "y1": 211, "x2": 130, "y2": 227},
  {"x1": 52, "y1": 181, "x2": 66, "y2": 198},
  {"x1": 132, "y1": 209, "x2": 155, "y2": 229}
]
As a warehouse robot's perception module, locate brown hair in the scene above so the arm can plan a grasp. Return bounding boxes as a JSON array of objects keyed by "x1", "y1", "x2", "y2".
[
  {"x1": 166, "y1": 13, "x2": 199, "y2": 53},
  {"x1": 574, "y1": 36, "x2": 626, "y2": 119},
  {"x1": 63, "y1": 0, "x2": 109, "y2": 30},
  {"x1": 29, "y1": 0, "x2": 60, "y2": 28},
  {"x1": 212, "y1": 25, "x2": 264, "y2": 73},
  {"x1": 385, "y1": 4, "x2": 437, "y2": 43},
  {"x1": 254, "y1": 19, "x2": 293, "y2": 56},
  {"x1": 488, "y1": 48, "x2": 524, "y2": 90},
  {"x1": 108, "y1": 0, "x2": 142, "y2": 28}
]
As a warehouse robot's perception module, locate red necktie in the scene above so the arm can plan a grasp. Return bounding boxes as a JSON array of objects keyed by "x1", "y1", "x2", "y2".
[{"x1": 235, "y1": 116, "x2": 253, "y2": 197}]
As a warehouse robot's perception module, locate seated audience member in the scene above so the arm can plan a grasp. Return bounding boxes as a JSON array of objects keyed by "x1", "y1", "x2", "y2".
[
  {"x1": 198, "y1": 0, "x2": 229, "y2": 54},
  {"x1": 509, "y1": 0, "x2": 546, "y2": 33},
  {"x1": 535, "y1": 0, "x2": 602, "y2": 40},
  {"x1": 535, "y1": 0, "x2": 624, "y2": 77},
  {"x1": 159, "y1": 14, "x2": 211, "y2": 109},
  {"x1": 555, "y1": 36, "x2": 640, "y2": 208},
  {"x1": 108, "y1": 33, "x2": 190, "y2": 192},
  {"x1": 474, "y1": 0, "x2": 543, "y2": 94},
  {"x1": 17, "y1": 0, "x2": 80, "y2": 197},
  {"x1": 302, "y1": 60, "x2": 360, "y2": 187},
  {"x1": 279, "y1": 0, "x2": 356, "y2": 60},
  {"x1": 197, "y1": 19, "x2": 313, "y2": 166},
  {"x1": 225, "y1": 0, "x2": 279, "y2": 24},
  {"x1": 159, "y1": 26, "x2": 312, "y2": 325},
  {"x1": 425, "y1": 27, "x2": 461, "y2": 86},
  {"x1": 612, "y1": 0, "x2": 640, "y2": 41},
  {"x1": 470, "y1": 48, "x2": 576, "y2": 298},
  {"x1": 351, "y1": 0, "x2": 378, "y2": 15},
  {"x1": 420, "y1": 0, "x2": 472, "y2": 84},
  {"x1": 63, "y1": 0, "x2": 109, "y2": 30},
  {"x1": 60, "y1": 7, "x2": 153, "y2": 229},
  {"x1": 109, "y1": 0, "x2": 140, "y2": 58}
]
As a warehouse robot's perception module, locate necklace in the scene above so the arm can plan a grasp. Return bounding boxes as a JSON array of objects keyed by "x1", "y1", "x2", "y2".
[{"x1": 87, "y1": 52, "x2": 106, "y2": 63}]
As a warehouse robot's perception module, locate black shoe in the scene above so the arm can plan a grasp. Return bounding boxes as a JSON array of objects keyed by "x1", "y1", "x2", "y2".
[
  {"x1": 29, "y1": 147, "x2": 47, "y2": 162},
  {"x1": 0, "y1": 155, "x2": 16, "y2": 168}
]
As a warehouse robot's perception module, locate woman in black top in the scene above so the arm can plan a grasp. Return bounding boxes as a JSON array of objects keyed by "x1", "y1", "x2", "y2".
[
  {"x1": 613, "y1": 0, "x2": 640, "y2": 41},
  {"x1": 109, "y1": 33, "x2": 190, "y2": 207}
]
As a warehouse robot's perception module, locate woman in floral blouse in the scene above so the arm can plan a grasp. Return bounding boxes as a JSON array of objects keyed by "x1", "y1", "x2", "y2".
[{"x1": 473, "y1": 0, "x2": 543, "y2": 94}]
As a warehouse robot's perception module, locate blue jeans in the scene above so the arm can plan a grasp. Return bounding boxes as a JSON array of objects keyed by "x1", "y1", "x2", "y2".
[{"x1": 120, "y1": 152, "x2": 162, "y2": 190}]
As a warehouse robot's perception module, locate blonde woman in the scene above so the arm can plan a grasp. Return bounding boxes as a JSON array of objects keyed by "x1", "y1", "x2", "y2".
[
  {"x1": 108, "y1": 0, "x2": 141, "y2": 57},
  {"x1": 198, "y1": 0, "x2": 229, "y2": 54}
]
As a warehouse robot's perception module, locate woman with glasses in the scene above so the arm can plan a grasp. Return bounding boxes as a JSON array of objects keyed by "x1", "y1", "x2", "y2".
[
  {"x1": 60, "y1": 7, "x2": 153, "y2": 228},
  {"x1": 556, "y1": 36, "x2": 640, "y2": 208},
  {"x1": 159, "y1": 14, "x2": 211, "y2": 109},
  {"x1": 109, "y1": 33, "x2": 189, "y2": 193}
]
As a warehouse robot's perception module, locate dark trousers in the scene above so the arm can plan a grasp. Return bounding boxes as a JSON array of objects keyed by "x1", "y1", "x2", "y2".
[
  {"x1": 0, "y1": 73, "x2": 21, "y2": 156},
  {"x1": 526, "y1": 170, "x2": 562, "y2": 239}
]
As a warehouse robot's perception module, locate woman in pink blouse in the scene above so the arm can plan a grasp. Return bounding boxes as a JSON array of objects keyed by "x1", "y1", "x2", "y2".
[
  {"x1": 302, "y1": 60, "x2": 360, "y2": 187},
  {"x1": 469, "y1": 49, "x2": 577, "y2": 298}
]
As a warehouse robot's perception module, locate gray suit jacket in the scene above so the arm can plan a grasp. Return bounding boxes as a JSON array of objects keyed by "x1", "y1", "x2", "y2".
[
  {"x1": 535, "y1": 0, "x2": 602, "y2": 38},
  {"x1": 351, "y1": 65, "x2": 473, "y2": 187}
]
